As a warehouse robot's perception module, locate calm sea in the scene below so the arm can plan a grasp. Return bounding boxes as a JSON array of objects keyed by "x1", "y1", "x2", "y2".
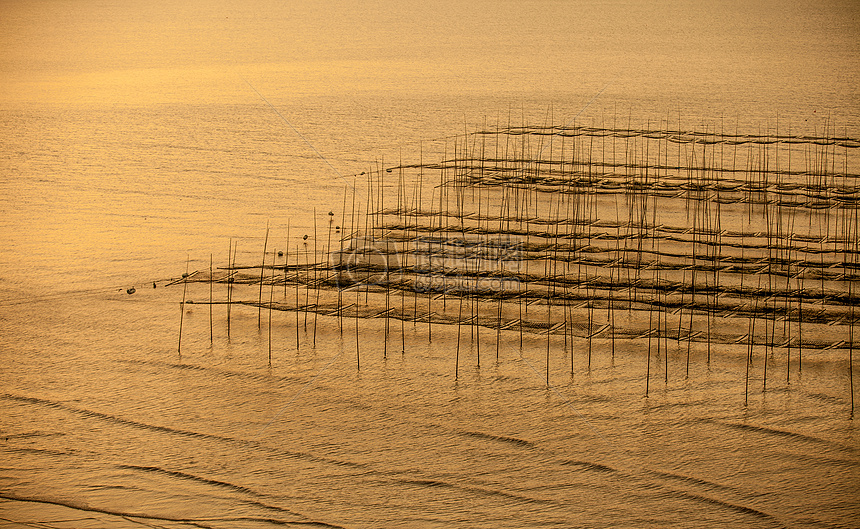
[{"x1": 1, "y1": 1, "x2": 859, "y2": 527}]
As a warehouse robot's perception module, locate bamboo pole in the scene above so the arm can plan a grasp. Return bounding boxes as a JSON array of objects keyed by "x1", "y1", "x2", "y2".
[
  {"x1": 295, "y1": 242, "x2": 301, "y2": 350},
  {"x1": 313, "y1": 208, "x2": 319, "y2": 347},
  {"x1": 339, "y1": 189, "x2": 347, "y2": 334},
  {"x1": 382, "y1": 173, "x2": 389, "y2": 359},
  {"x1": 356, "y1": 270, "x2": 361, "y2": 371},
  {"x1": 268, "y1": 249, "x2": 275, "y2": 365},
  {"x1": 227, "y1": 239, "x2": 234, "y2": 340},
  {"x1": 258, "y1": 221, "x2": 269, "y2": 329},
  {"x1": 178, "y1": 256, "x2": 189, "y2": 357},
  {"x1": 209, "y1": 253, "x2": 213, "y2": 344},
  {"x1": 646, "y1": 285, "x2": 652, "y2": 398}
]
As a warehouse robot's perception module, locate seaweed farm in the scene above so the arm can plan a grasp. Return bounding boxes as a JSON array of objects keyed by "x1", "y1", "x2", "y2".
[
  {"x1": 177, "y1": 119, "x2": 860, "y2": 408},
  {"x1": 8, "y1": 1, "x2": 860, "y2": 525}
]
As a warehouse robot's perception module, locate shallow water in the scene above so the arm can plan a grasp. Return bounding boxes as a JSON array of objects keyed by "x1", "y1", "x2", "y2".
[
  {"x1": 1, "y1": 285, "x2": 858, "y2": 527},
  {"x1": 2, "y1": 1, "x2": 859, "y2": 527}
]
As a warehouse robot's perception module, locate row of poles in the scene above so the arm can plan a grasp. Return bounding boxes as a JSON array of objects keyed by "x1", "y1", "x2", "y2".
[{"x1": 175, "y1": 115, "x2": 858, "y2": 413}]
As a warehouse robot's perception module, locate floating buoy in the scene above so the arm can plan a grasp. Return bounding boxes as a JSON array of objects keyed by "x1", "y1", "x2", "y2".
[
  {"x1": 127, "y1": 287, "x2": 136, "y2": 295},
  {"x1": 152, "y1": 282, "x2": 157, "y2": 289},
  {"x1": 277, "y1": 250, "x2": 284, "y2": 257},
  {"x1": 303, "y1": 234, "x2": 308, "y2": 241}
]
